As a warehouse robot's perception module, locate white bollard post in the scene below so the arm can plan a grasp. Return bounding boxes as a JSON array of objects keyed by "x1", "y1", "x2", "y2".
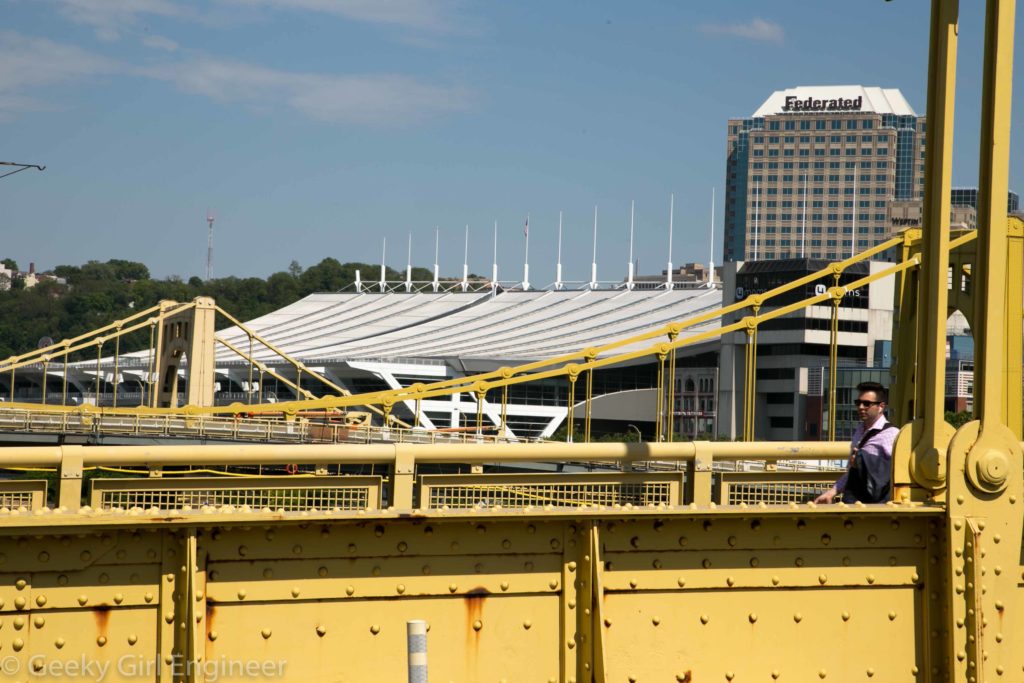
[{"x1": 407, "y1": 620, "x2": 428, "y2": 683}]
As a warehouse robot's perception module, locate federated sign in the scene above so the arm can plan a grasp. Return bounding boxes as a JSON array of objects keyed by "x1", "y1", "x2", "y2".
[{"x1": 782, "y1": 95, "x2": 864, "y2": 112}]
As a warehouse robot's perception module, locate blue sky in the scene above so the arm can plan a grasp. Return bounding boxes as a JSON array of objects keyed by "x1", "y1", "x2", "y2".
[{"x1": 2, "y1": 1, "x2": 1023, "y2": 282}]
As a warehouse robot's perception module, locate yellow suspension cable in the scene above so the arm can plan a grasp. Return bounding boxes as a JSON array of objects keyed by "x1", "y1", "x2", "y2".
[
  {"x1": 584, "y1": 367, "x2": 593, "y2": 443},
  {"x1": 247, "y1": 333, "x2": 255, "y2": 404},
  {"x1": 112, "y1": 329, "x2": 120, "y2": 409},
  {"x1": 566, "y1": 373, "x2": 577, "y2": 443},
  {"x1": 61, "y1": 347, "x2": 68, "y2": 407},
  {"x1": 667, "y1": 331, "x2": 678, "y2": 442},
  {"x1": 655, "y1": 353, "x2": 666, "y2": 442},
  {"x1": 827, "y1": 272, "x2": 842, "y2": 442},
  {"x1": 500, "y1": 385, "x2": 508, "y2": 438},
  {"x1": 475, "y1": 390, "x2": 485, "y2": 436},
  {"x1": 41, "y1": 358, "x2": 48, "y2": 407},
  {"x1": 94, "y1": 341, "x2": 102, "y2": 401},
  {"x1": 146, "y1": 320, "x2": 156, "y2": 409}
]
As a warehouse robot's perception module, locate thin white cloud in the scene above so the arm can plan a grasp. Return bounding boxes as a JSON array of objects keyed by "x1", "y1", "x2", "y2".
[
  {"x1": 140, "y1": 34, "x2": 180, "y2": 51},
  {"x1": 141, "y1": 57, "x2": 472, "y2": 124},
  {"x1": 51, "y1": 0, "x2": 191, "y2": 41},
  {"x1": 0, "y1": 32, "x2": 471, "y2": 125},
  {"x1": 700, "y1": 18, "x2": 784, "y2": 44},
  {"x1": 219, "y1": 0, "x2": 461, "y2": 33},
  {"x1": 0, "y1": 31, "x2": 118, "y2": 119}
]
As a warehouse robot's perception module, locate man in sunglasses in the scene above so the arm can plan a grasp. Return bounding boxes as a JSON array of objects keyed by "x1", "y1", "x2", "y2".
[{"x1": 814, "y1": 381, "x2": 898, "y2": 504}]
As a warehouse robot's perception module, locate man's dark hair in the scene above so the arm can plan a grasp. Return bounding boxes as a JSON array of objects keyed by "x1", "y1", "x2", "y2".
[{"x1": 856, "y1": 381, "x2": 888, "y2": 403}]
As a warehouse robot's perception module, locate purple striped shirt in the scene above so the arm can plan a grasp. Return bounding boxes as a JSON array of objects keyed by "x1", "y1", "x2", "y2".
[{"x1": 835, "y1": 414, "x2": 897, "y2": 493}]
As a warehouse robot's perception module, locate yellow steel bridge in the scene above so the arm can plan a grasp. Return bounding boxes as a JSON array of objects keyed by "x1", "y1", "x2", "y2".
[{"x1": 0, "y1": 1, "x2": 1019, "y2": 680}]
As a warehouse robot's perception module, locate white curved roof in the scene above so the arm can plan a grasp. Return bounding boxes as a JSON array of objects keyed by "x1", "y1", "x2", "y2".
[
  {"x1": 216, "y1": 287, "x2": 724, "y2": 365},
  {"x1": 752, "y1": 86, "x2": 917, "y2": 117}
]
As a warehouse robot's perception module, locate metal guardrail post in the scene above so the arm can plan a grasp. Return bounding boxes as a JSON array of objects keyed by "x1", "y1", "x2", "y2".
[
  {"x1": 392, "y1": 446, "x2": 416, "y2": 508},
  {"x1": 689, "y1": 442, "x2": 713, "y2": 505},
  {"x1": 57, "y1": 446, "x2": 84, "y2": 511}
]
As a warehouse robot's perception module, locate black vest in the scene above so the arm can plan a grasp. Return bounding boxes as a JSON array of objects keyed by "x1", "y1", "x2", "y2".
[{"x1": 841, "y1": 422, "x2": 897, "y2": 504}]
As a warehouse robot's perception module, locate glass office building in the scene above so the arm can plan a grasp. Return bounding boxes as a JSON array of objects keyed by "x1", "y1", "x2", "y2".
[{"x1": 724, "y1": 86, "x2": 927, "y2": 263}]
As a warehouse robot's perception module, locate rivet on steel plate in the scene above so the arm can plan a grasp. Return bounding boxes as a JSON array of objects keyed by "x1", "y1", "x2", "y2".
[
  {"x1": 291, "y1": 587, "x2": 301, "y2": 598},
  {"x1": 35, "y1": 595, "x2": 47, "y2": 606},
  {"x1": 523, "y1": 620, "x2": 532, "y2": 630},
  {"x1": 128, "y1": 634, "x2": 138, "y2": 645},
  {"x1": 748, "y1": 613, "x2": 757, "y2": 623},
  {"x1": 316, "y1": 625, "x2": 327, "y2": 637},
  {"x1": 209, "y1": 631, "x2": 218, "y2": 641},
  {"x1": 500, "y1": 581, "x2": 509, "y2": 591},
  {"x1": 699, "y1": 614, "x2": 709, "y2": 624},
  {"x1": 346, "y1": 586, "x2": 355, "y2": 596},
  {"x1": 97, "y1": 636, "x2": 107, "y2": 647},
  {"x1": 793, "y1": 613, "x2": 802, "y2": 623},
  {"x1": 261, "y1": 628, "x2": 272, "y2": 639},
  {"x1": 55, "y1": 637, "x2": 65, "y2": 649}
]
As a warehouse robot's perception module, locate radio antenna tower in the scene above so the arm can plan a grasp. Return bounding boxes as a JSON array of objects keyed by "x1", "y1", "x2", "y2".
[{"x1": 206, "y1": 211, "x2": 215, "y2": 281}]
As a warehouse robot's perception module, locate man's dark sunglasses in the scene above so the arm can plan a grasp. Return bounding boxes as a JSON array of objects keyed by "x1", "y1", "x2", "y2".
[{"x1": 853, "y1": 399, "x2": 882, "y2": 407}]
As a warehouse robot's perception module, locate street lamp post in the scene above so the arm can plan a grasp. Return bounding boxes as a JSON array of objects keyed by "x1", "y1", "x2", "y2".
[
  {"x1": 626, "y1": 423, "x2": 642, "y2": 442},
  {"x1": 0, "y1": 161, "x2": 45, "y2": 181}
]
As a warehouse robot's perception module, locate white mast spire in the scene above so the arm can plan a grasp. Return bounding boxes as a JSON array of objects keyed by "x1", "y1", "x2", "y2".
[
  {"x1": 491, "y1": 220, "x2": 498, "y2": 293},
  {"x1": 626, "y1": 200, "x2": 635, "y2": 290},
  {"x1": 379, "y1": 238, "x2": 387, "y2": 293},
  {"x1": 555, "y1": 211, "x2": 563, "y2": 290},
  {"x1": 666, "y1": 193, "x2": 674, "y2": 290},
  {"x1": 405, "y1": 232, "x2": 412, "y2": 292},
  {"x1": 432, "y1": 227, "x2": 440, "y2": 292},
  {"x1": 521, "y1": 213, "x2": 530, "y2": 290},
  {"x1": 708, "y1": 187, "x2": 716, "y2": 287},
  {"x1": 355, "y1": 269, "x2": 362, "y2": 293},
  {"x1": 461, "y1": 225, "x2": 469, "y2": 292},
  {"x1": 590, "y1": 205, "x2": 598, "y2": 289}
]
